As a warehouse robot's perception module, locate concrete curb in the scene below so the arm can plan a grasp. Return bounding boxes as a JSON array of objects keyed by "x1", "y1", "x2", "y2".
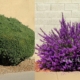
[{"x1": 0, "y1": 71, "x2": 34, "y2": 80}]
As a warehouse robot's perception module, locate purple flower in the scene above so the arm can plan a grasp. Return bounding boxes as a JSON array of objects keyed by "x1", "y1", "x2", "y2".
[{"x1": 36, "y1": 13, "x2": 80, "y2": 71}]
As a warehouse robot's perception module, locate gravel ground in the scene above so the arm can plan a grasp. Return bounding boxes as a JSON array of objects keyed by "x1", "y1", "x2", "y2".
[{"x1": 0, "y1": 59, "x2": 34, "y2": 74}]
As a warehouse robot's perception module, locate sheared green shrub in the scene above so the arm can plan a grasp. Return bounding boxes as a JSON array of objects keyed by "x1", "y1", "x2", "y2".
[{"x1": 0, "y1": 15, "x2": 34, "y2": 66}]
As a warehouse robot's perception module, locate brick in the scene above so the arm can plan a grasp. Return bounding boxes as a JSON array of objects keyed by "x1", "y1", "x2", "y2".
[
  {"x1": 36, "y1": 4, "x2": 50, "y2": 11},
  {"x1": 51, "y1": 4, "x2": 64, "y2": 11},
  {"x1": 36, "y1": 11, "x2": 71, "y2": 18},
  {"x1": 44, "y1": 25, "x2": 60, "y2": 33},
  {"x1": 79, "y1": 4, "x2": 80, "y2": 10},
  {"x1": 65, "y1": 4, "x2": 79, "y2": 11},
  {"x1": 56, "y1": 0, "x2": 72, "y2": 3},
  {"x1": 71, "y1": 18, "x2": 79, "y2": 22},
  {"x1": 35, "y1": 32, "x2": 44, "y2": 43},
  {"x1": 35, "y1": 4, "x2": 37, "y2": 11},
  {"x1": 52, "y1": 18, "x2": 60, "y2": 25},
  {"x1": 36, "y1": 18, "x2": 53, "y2": 25},
  {"x1": 66, "y1": 18, "x2": 79, "y2": 22},
  {"x1": 72, "y1": 11, "x2": 80, "y2": 18},
  {"x1": 72, "y1": 0, "x2": 80, "y2": 3},
  {"x1": 36, "y1": 12, "x2": 46, "y2": 18},
  {"x1": 35, "y1": 25, "x2": 60, "y2": 36},
  {"x1": 35, "y1": 32, "x2": 40, "y2": 39},
  {"x1": 35, "y1": 25, "x2": 44, "y2": 32},
  {"x1": 35, "y1": 0, "x2": 56, "y2": 3},
  {"x1": 50, "y1": 11, "x2": 71, "y2": 18},
  {"x1": 35, "y1": 40, "x2": 42, "y2": 45},
  {"x1": 36, "y1": 0, "x2": 72, "y2": 3},
  {"x1": 36, "y1": 12, "x2": 71, "y2": 24},
  {"x1": 61, "y1": 11, "x2": 72, "y2": 18},
  {"x1": 36, "y1": 11, "x2": 60, "y2": 18}
]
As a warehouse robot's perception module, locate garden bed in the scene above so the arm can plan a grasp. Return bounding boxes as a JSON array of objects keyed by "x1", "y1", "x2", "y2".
[
  {"x1": 35, "y1": 61, "x2": 52, "y2": 72},
  {"x1": 0, "y1": 59, "x2": 34, "y2": 74}
]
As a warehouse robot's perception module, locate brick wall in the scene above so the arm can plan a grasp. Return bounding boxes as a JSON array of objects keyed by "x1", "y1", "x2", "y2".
[{"x1": 35, "y1": 0, "x2": 80, "y2": 44}]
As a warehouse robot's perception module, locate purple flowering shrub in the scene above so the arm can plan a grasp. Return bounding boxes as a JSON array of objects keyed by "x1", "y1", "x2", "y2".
[{"x1": 36, "y1": 14, "x2": 80, "y2": 71}]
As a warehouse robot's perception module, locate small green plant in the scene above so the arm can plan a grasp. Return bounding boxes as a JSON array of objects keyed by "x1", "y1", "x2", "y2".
[{"x1": 0, "y1": 15, "x2": 34, "y2": 66}]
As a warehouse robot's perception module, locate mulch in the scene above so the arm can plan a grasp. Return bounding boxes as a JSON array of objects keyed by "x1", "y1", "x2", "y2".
[{"x1": 35, "y1": 61, "x2": 52, "y2": 72}]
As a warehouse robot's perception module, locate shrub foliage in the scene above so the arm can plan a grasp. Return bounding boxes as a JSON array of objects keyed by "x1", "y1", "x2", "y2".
[
  {"x1": 36, "y1": 14, "x2": 80, "y2": 71},
  {"x1": 0, "y1": 15, "x2": 34, "y2": 65}
]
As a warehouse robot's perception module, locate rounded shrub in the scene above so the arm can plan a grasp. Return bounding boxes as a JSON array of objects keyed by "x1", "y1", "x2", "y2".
[
  {"x1": 0, "y1": 15, "x2": 34, "y2": 66},
  {"x1": 36, "y1": 13, "x2": 80, "y2": 71}
]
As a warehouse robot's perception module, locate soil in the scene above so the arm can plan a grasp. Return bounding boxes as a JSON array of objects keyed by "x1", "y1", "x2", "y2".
[
  {"x1": 0, "y1": 59, "x2": 34, "y2": 74},
  {"x1": 35, "y1": 61, "x2": 52, "y2": 72}
]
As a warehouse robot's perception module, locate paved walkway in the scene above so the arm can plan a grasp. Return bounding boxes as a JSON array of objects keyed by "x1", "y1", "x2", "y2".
[
  {"x1": 35, "y1": 72, "x2": 80, "y2": 80},
  {"x1": 0, "y1": 71, "x2": 34, "y2": 80}
]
